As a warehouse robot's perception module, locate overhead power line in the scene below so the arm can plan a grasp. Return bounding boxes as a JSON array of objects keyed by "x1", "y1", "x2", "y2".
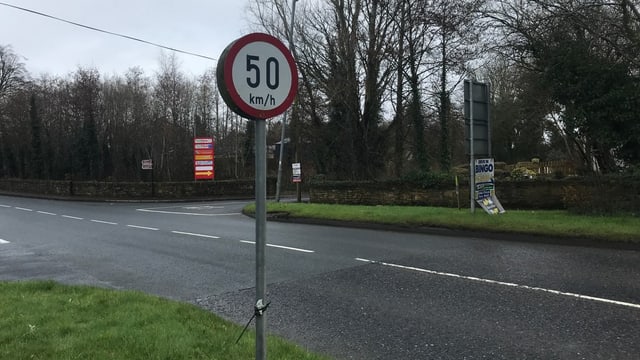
[{"x1": 0, "y1": 1, "x2": 216, "y2": 61}]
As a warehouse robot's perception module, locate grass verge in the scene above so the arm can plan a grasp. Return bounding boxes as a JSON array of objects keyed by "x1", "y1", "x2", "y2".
[
  {"x1": 245, "y1": 202, "x2": 640, "y2": 244},
  {"x1": 0, "y1": 281, "x2": 327, "y2": 360}
]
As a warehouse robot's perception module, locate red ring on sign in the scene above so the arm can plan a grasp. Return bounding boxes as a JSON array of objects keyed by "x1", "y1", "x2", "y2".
[{"x1": 221, "y1": 33, "x2": 298, "y2": 120}]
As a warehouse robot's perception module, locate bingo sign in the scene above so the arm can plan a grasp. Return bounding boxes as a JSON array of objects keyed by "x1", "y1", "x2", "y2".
[
  {"x1": 474, "y1": 158, "x2": 495, "y2": 200},
  {"x1": 475, "y1": 158, "x2": 505, "y2": 214},
  {"x1": 194, "y1": 138, "x2": 214, "y2": 180},
  {"x1": 216, "y1": 33, "x2": 298, "y2": 120}
]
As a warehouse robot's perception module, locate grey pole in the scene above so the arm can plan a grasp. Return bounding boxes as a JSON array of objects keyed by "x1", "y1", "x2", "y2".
[
  {"x1": 255, "y1": 119, "x2": 267, "y2": 360},
  {"x1": 275, "y1": 0, "x2": 299, "y2": 202},
  {"x1": 469, "y1": 81, "x2": 475, "y2": 213}
]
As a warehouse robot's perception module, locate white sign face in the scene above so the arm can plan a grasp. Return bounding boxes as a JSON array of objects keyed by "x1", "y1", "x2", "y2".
[
  {"x1": 231, "y1": 42, "x2": 294, "y2": 112},
  {"x1": 141, "y1": 159, "x2": 153, "y2": 170},
  {"x1": 195, "y1": 160, "x2": 213, "y2": 166},
  {"x1": 195, "y1": 166, "x2": 214, "y2": 171},
  {"x1": 292, "y1": 162, "x2": 302, "y2": 183},
  {"x1": 292, "y1": 162, "x2": 301, "y2": 176}
]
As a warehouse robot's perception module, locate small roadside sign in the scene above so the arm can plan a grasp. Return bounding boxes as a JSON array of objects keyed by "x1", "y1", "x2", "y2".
[
  {"x1": 292, "y1": 162, "x2": 302, "y2": 183},
  {"x1": 141, "y1": 159, "x2": 153, "y2": 170}
]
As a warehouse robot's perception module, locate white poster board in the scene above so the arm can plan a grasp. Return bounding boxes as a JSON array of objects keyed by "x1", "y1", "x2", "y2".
[{"x1": 474, "y1": 158, "x2": 505, "y2": 214}]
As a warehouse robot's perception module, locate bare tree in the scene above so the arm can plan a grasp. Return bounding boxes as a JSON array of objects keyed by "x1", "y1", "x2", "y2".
[
  {"x1": 0, "y1": 45, "x2": 26, "y2": 100},
  {"x1": 425, "y1": 0, "x2": 486, "y2": 172},
  {"x1": 0, "y1": 45, "x2": 27, "y2": 176}
]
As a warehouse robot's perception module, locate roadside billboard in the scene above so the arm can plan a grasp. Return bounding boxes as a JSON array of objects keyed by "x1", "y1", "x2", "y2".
[
  {"x1": 474, "y1": 158, "x2": 505, "y2": 214},
  {"x1": 193, "y1": 138, "x2": 214, "y2": 180}
]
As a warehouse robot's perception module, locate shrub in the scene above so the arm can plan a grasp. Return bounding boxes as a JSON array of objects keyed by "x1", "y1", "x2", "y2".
[{"x1": 511, "y1": 167, "x2": 537, "y2": 180}]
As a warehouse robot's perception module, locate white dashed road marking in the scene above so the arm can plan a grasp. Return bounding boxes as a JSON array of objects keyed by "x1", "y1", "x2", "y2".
[
  {"x1": 91, "y1": 220, "x2": 118, "y2": 225},
  {"x1": 136, "y1": 208, "x2": 241, "y2": 216},
  {"x1": 2, "y1": 203, "x2": 318, "y2": 256},
  {"x1": 355, "y1": 258, "x2": 640, "y2": 310},
  {"x1": 62, "y1": 215, "x2": 84, "y2": 220},
  {"x1": 127, "y1": 225, "x2": 159, "y2": 231},
  {"x1": 171, "y1": 231, "x2": 220, "y2": 239},
  {"x1": 240, "y1": 240, "x2": 315, "y2": 253}
]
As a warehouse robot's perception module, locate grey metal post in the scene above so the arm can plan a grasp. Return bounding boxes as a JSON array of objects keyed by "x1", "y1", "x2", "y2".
[
  {"x1": 275, "y1": 0, "x2": 299, "y2": 202},
  {"x1": 469, "y1": 81, "x2": 475, "y2": 213},
  {"x1": 487, "y1": 82, "x2": 492, "y2": 158},
  {"x1": 255, "y1": 120, "x2": 267, "y2": 360},
  {"x1": 275, "y1": 112, "x2": 287, "y2": 202}
]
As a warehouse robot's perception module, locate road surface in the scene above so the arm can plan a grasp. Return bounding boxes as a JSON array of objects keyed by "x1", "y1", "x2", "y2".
[{"x1": 1, "y1": 195, "x2": 639, "y2": 359}]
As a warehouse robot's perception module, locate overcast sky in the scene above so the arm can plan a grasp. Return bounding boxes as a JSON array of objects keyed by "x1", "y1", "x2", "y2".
[{"x1": 0, "y1": 0, "x2": 255, "y2": 78}]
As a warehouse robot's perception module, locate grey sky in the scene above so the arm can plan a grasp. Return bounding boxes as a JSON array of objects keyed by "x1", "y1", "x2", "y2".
[{"x1": 0, "y1": 0, "x2": 254, "y2": 77}]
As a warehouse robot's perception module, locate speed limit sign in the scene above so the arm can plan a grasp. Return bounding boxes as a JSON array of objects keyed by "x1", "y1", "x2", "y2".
[{"x1": 217, "y1": 33, "x2": 298, "y2": 120}]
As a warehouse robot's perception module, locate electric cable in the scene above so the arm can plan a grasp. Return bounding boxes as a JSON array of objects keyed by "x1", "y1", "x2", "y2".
[{"x1": 0, "y1": 1, "x2": 216, "y2": 61}]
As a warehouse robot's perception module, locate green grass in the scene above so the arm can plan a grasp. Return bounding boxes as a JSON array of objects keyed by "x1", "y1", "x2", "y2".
[
  {"x1": 246, "y1": 202, "x2": 640, "y2": 243},
  {"x1": 0, "y1": 281, "x2": 327, "y2": 360}
]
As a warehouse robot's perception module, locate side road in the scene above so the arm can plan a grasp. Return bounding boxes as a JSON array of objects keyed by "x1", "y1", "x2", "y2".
[{"x1": 2, "y1": 190, "x2": 638, "y2": 251}]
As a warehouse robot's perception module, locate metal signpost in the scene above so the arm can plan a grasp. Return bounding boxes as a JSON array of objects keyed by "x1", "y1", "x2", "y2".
[
  {"x1": 464, "y1": 80, "x2": 490, "y2": 213},
  {"x1": 141, "y1": 159, "x2": 154, "y2": 197},
  {"x1": 275, "y1": 0, "x2": 299, "y2": 202},
  {"x1": 217, "y1": 32, "x2": 298, "y2": 360},
  {"x1": 469, "y1": 83, "x2": 475, "y2": 213}
]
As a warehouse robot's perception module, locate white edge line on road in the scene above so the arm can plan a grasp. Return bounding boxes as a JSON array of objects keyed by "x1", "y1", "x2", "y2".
[
  {"x1": 0, "y1": 239, "x2": 9, "y2": 244},
  {"x1": 136, "y1": 209, "x2": 241, "y2": 216},
  {"x1": 0, "y1": 204, "x2": 11, "y2": 208},
  {"x1": 91, "y1": 219, "x2": 118, "y2": 225},
  {"x1": 62, "y1": 215, "x2": 84, "y2": 220},
  {"x1": 355, "y1": 258, "x2": 640, "y2": 310},
  {"x1": 138, "y1": 202, "x2": 247, "y2": 211},
  {"x1": 37, "y1": 211, "x2": 57, "y2": 216},
  {"x1": 171, "y1": 231, "x2": 220, "y2": 239},
  {"x1": 240, "y1": 240, "x2": 315, "y2": 253},
  {"x1": 14, "y1": 207, "x2": 33, "y2": 211},
  {"x1": 127, "y1": 225, "x2": 159, "y2": 231}
]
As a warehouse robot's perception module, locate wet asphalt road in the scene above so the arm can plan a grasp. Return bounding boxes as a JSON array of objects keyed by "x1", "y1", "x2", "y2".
[{"x1": 1, "y1": 194, "x2": 639, "y2": 359}]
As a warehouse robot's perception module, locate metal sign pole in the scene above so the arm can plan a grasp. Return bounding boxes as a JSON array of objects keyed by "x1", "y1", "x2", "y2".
[
  {"x1": 469, "y1": 81, "x2": 475, "y2": 213},
  {"x1": 255, "y1": 120, "x2": 267, "y2": 360},
  {"x1": 275, "y1": 0, "x2": 299, "y2": 202},
  {"x1": 216, "y1": 32, "x2": 297, "y2": 360}
]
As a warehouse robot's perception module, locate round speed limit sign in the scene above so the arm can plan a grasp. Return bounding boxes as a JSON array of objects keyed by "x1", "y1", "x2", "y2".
[{"x1": 217, "y1": 33, "x2": 298, "y2": 120}]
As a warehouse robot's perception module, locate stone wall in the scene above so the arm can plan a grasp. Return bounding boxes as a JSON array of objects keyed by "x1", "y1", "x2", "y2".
[
  {"x1": 0, "y1": 178, "x2": 276, "y2": 200},
  {"x1": 309, "y1": 178, "x2": 640, "y2": 212}
]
